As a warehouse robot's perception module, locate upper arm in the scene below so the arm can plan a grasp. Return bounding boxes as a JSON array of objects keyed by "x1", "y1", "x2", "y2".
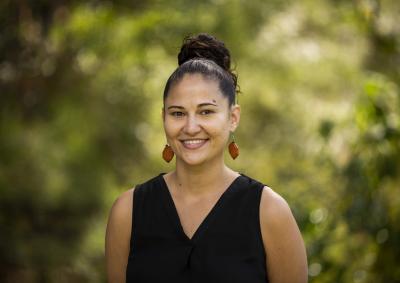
[
  {"x1": 260, "y1": 186, "x2": 308, "y2": 283},
  {"x1": 105, "y1": 187, "x2": 135, "y2": 283}
]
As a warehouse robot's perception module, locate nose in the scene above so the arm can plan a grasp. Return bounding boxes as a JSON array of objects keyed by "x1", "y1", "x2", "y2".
[{"x1": 183, "y1": 114, "x2": 201, "y2": 135}]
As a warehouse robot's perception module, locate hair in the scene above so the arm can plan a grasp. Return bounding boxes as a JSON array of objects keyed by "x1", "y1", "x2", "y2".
[{"x1": 163, "y1": 33, "x2": 239, "y2": 106}]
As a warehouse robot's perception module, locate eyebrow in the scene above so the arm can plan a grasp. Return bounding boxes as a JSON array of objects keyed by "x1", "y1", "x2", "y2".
[
  {"x1": 199, "y1": 102, "x2": 218, "y2": 107},
  {"x1": 167, "y1": 105, "x2": 185, "y2": 110},
  {"x1": 167, "y1": 102, "x2": 218, "y2": 110}
]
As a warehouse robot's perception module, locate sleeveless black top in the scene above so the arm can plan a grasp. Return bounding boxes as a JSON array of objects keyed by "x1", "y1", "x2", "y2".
[{"x1": 126, "y1": 173, "x2": 268, "y2": 283}]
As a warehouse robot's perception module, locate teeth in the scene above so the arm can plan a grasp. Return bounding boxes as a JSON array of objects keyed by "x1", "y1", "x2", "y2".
[{"x1": 183, "y1": 139, "x2": 205, "y2": 144}]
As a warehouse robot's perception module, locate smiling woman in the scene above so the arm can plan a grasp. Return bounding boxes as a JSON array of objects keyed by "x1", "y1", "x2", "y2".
[
  {"x1": 105, "y1": 33, "x2": 308, "y2": 283},
  {"x1": 163, "y1": 73, "x2": 240, "y2": 167}
]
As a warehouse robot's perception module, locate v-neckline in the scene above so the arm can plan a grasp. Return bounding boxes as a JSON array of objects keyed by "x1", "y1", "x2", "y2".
[{"x1": 158, "y1": 173, "x2": 242, "y2": 243}]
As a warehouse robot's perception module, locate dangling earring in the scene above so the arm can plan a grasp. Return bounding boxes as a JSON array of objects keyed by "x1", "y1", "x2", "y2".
[
  {"x1": 228, "y1": 132, "x2": 239, "y2": 160},
  {"x1": 162, "y1": 144, "x2": 174, "y2": 163}
]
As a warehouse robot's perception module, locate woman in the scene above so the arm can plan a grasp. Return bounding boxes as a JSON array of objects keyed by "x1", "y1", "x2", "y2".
[{"x1": 105, "y1": 33, "x2": 308, "y2": 283}]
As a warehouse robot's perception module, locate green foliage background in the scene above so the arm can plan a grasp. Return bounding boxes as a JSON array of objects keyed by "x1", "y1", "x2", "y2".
[{"x1": 1, "y1": 0, "x2": 399, "y2": 282}]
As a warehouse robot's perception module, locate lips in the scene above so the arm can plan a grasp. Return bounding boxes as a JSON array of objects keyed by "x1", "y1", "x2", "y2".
[{"x1": 180, "y1": 139, "x2": 208, "y2": 149}]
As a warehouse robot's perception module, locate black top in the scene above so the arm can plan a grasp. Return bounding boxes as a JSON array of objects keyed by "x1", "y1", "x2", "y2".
[{"x1": 126, "y1": 173, "x2": 268, "y2": 283}]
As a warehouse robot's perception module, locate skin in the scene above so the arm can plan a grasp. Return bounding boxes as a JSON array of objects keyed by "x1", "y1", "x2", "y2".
[{"x1": 105, "y1": 73, "x2": 308, "y2": 283}]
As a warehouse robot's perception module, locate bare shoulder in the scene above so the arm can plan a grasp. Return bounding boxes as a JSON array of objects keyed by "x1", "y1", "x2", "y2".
[
  {"x1": 106, "y1": 187, "x2": 136, "y2": 240},
  {"x1": 259, "y1": 185, "x2": 301, "y2": 241},
  {"x1": 259, "y1": 186, "x2": 293, "y2": 225},
  {"x1": 259, "y1": 186, "x2": 308, "y2": 283},
  {"x1": 105, "y1": 187, "x2": 136, "y2": 283},
  {"x1": 110, "y1": 187, "x2": 135, "y2": 218}
]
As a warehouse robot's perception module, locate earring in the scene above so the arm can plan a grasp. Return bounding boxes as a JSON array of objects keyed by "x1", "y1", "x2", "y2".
[
  {"x1": 228, "y1": 133, "x2": 239, "y2": 160},
  {"x1": 162, "y1": 144, "x2": 174, "y2": 163}
]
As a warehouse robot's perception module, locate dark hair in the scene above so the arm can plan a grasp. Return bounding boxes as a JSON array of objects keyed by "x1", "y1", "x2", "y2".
[{"x1": 163, "y1": 33, "x2": 239, "y2": 106}]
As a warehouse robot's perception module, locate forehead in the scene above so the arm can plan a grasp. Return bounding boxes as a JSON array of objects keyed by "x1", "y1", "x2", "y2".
[{"x1": 165, "y1": 74, "x2": 228, "y2": 106}]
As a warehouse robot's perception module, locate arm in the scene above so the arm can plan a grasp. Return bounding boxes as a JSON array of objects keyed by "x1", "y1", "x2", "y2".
[
  {"x1": 260, "y1": 186, "x2": 308, "y2": 283},
  {"x1": 105, "y1": 188, "x2": 135, "y2": 283}
]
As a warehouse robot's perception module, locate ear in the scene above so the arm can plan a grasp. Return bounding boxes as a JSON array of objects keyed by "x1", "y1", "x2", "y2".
[{"x1": 229, "y1": 104, "x2": 241, "y2": 132}]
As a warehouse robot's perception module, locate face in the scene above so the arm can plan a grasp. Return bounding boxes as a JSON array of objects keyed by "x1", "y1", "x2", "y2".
[{"x1": 163, "y1": 74, "x2": 240, "y2": 166}]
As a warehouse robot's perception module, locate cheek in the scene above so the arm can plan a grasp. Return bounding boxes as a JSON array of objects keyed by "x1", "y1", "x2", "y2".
[
  {"x1": 207, "y1": 119, "x2": 231, "y2": 138},
  {"x1": 163, "y1": 122, "x2": 177, "y2": 138},
  {"x1": 164, "y1": 116, "x2": 180, "y2": 130}
]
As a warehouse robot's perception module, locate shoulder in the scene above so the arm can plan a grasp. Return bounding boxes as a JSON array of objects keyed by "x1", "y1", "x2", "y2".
[
  {"x1": 239, "y1": 174, "x2": 289, "y2": 218},
  {"x1": 105, "y1": 187, "x2": 135, "y2": 258},
  {"x1": 259, "y1": 186, "x2": 292, "y2": 226},
  {"x1": 112, "y1": 188, "x2": 135, "y2": 213},
  {"x1": 259, "y1": 185, "x2": 300, "y2": 243},
  {"x1": 108, "y1": 173, "x2": 164, "y2": 218},
  {"x1": 107, "y1": 187, "x2": 135, "y2": 231},
  {"x1": 259, "y1": 186, "x2": 308, "y2": 282},
  {"x1": 105, "y1": 187, "x2": 135, "y2": 282}
]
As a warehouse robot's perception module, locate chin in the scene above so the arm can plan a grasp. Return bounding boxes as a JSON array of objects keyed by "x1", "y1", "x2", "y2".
[
  {"x1": 178, "y1": 154, "x2": 209, "y2": 166},
  {"x1": 181, "y1": 158, "x2": 206, "y2": 166}
]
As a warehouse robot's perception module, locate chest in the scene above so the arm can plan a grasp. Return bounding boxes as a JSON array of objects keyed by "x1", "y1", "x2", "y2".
[
  {"x1": 127, "y1": 175, "x2": 268, "y2": 283},
  {"x1": 172, "y1": 194, "x2": 221, "y2": 240}
]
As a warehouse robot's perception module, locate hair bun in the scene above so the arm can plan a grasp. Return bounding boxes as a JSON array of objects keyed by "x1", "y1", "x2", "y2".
[
  {"x1": 178, "y1": 33, "x2": 232, "y2": 71},
  {"x1": 177, "y1": 33, "x2": 238, "y2": 95}
]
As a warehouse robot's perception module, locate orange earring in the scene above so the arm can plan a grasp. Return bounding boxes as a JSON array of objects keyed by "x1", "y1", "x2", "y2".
[
  {"x1": 162, "y1": 144, "x2": 174, "y2": 163},
  {"x1": 228, "y1": 133, "x2": 239, "y2": 160}
]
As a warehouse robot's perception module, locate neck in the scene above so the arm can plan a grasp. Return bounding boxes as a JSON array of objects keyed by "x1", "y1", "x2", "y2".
[{"x1": 171, "y1": 158, "x2": 237, "y2": 196}]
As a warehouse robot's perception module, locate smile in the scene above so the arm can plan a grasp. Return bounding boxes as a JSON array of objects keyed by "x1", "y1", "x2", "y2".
[{"x1": 180, "y1": 139, "x2": 208, "y2": 149}]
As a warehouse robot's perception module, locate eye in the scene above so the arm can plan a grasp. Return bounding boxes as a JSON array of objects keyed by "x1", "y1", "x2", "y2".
[
  {"x1": 200, "y1": 109, "x2": 214, "y2": 115},
  {"x1": 170, "y1": 111, "x2": 185, "y2": 117}
]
